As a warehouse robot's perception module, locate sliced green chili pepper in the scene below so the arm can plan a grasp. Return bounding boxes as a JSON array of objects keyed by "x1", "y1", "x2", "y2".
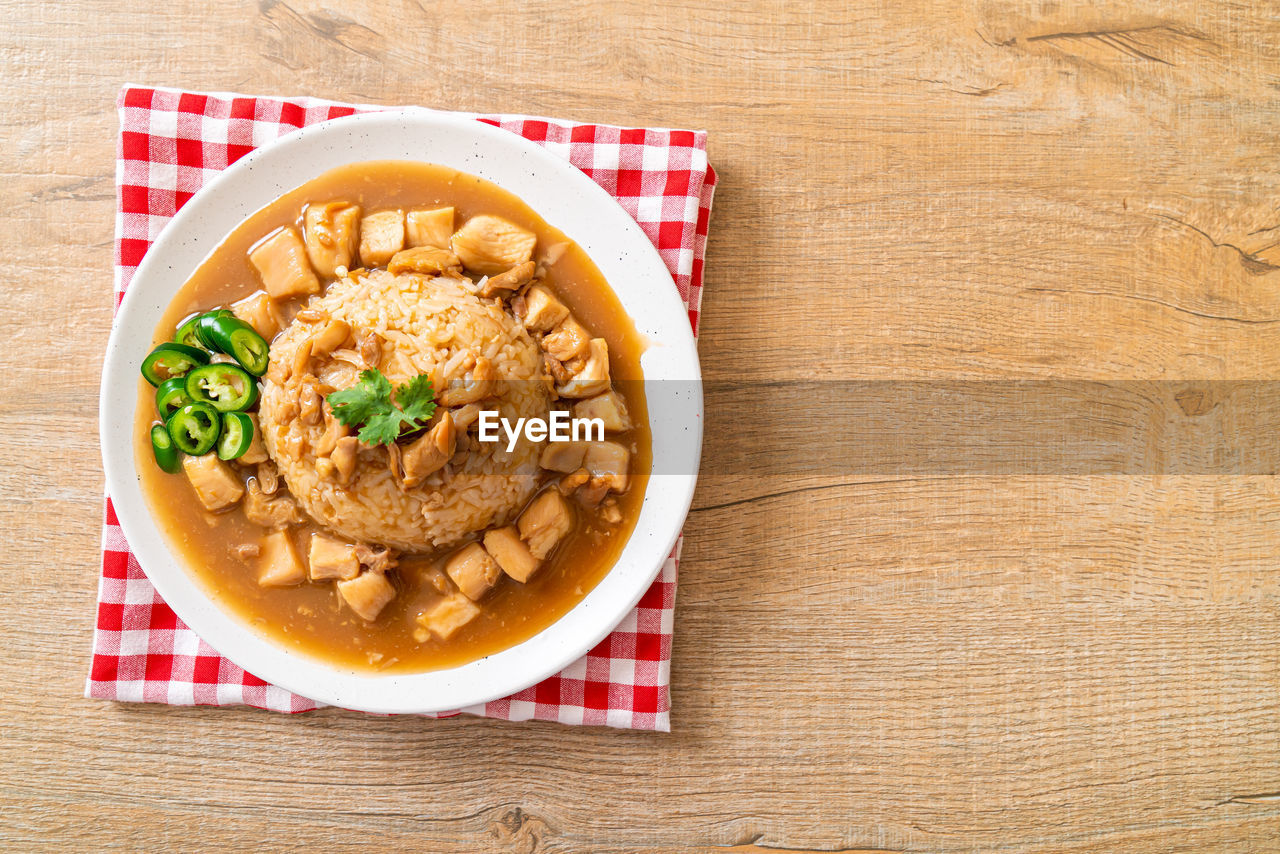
[
  {"x1": 155, "y1": 376, "x2": 194, "y2": 420},
  {"x1": 198, "y1": 314, "x2": 270, "y2": 377},
  {"x1": 174, "y1": 313, "x2": 210, "y2": 350},
  {"x1": 150, "y1": 423, "x2": 181, "y2": 473},
  {"x1": 185, "y1": 363, "x2": 259, "y2": 412},
  {"x1": 166, "y1": 402, "x2": 221, "y2": 455},
  {"x1": 190, "y1": 309, "x2": 233, "y2": 348},
  {"x1": 140, "y1": 342, "x2": 211, "y2": 386},
  {"x1": 217, "y1": 411, "x2": 255, "y2": 460}
]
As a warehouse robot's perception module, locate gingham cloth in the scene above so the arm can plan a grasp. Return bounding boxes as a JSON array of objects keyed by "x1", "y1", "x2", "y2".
[{"x1": 87, "y1": 86, "x2": 715, "y2": 731}]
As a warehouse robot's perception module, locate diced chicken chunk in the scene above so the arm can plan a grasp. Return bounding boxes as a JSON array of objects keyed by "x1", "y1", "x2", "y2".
[
  {"x1": 599, "y1": 497, "x2": 623, "y2": 524},
  {"x1": 573, "y1": 390, "x2": 631, "y2": 432},
  {"x1": 354, "y1": 543, "x2": 398, "y2": 574},
  {"x1": 520, "y1": 284, "x2": 569, "y2": 332},
  {"x1": 450, "y1": 214, "x2": 537, "y2": 276},
  {"x1": 231, "y1": 291, "x2": 281, "y2": 341},
  {"x1": 303, "y1": 201, "x2": 361, "y2": 279},
  {"x1": 544, "y1": 353, "x2": 572, "y2": 384},
  {"x1": 557, "y1": 338, "x2": 611, "y2": 398},
  {"x1": 258, "y1": 530, "x2": 305, "y2": 587},
  {"x1": 249, "y1": 227, "x2": 320, "y2": 299},
  {"x1": 308, "y1": 533, "x2": 360, "y2": 581},
  {"x1": 542, "y1": 316, "x2": 591, "y2": 361},
  {"x1": 405, "y1": 206, "x2": 455, "y2": 249},
  {"x1": 239, "y1": 413, "x2": 270, "y2": 465},
  {"x1": 310, "y1": 319, "x2": 351, "y2": 356},
  {"x1": 359, "y1": 210, "x2": 406, "y2": 267},
  {"x1": 478, "y1": 261, "x2": 536, "y2": 298},
  {"x1": 539, "y1": 440, "x2": 587, "y2": 473},
  {"x1": 518, "y1": 490, "x2": 574, "y2": 560},
  {"x1": 337, "y1": 570, "x2": 396, "y2": 621},
  {"x1": 243, "y1": 480, "x2": 301, "y2": 529},
  {"x1": 437, "y1": 355, "x2": 497, "y2": 407},
  {"x1": 585, "y1": 441, "x2": 631, "y2": 493},
  {"x1": 450, "y1": 403, "x2": 483, "y2": 431},
  {"x1": 387, "y1": 246, "x2": 462, "y2": 276},
  {"x1": 398, "y1": 415, "x2": 455, "y2": 487},
  {"x1": 444, "y1": 543, "x2": 501, "y2": 601},
  {"x1": 575, "y1": 477, "x2": 611, "y2": 508},
  {"x1": 330, "y1": 436, "x2": 360, "y2": 486},
  {"x1": 483, "y1": 526, "x2": 540, "y2": 583},
  {"x1": 418, "y1": 593, "x2": 481, "y2": 640},
  {"x1": 558, "y1": 468, "x2": 590, "y2": 495},
  {"x1": 182, "y1": 453, "x2": 244, "y2": 511}
]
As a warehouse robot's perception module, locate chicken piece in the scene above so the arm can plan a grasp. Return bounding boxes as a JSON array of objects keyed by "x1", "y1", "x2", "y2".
[
  {"x1": 398, "y1": 415, "x2": 456, "y2": 487},
  {"x1": 308, "y1": 320, "x2": 351, "y2": 358},
  {"x1": 405, "y1": 206, "x2": 455, "y2": 249},
  {"x1": 518, "y1": 490, "x2": 574, "y2": 559},
  {"x1": 520, "y1": 284, "x2": 569, "y2": 332},
  {"x1": 437, "y1": 355, "x2": 497, "y2": 406},
  {"x1": 539, "y1": 440, "x2": 587, "y2": 473},
  {"x1": 558, "y1": 468, "x2": 590, "y2": 495},
  {"x1": 231, "y1": 542, "x2": 260, "y2": 562},
  {"x1": 557, "y1": 338, "x2": 611, "y2": 398},
  {"x1": 450, "y1": 403, "x2": 483, "y2": 431},
  {"x1": 450, "y1": 214, "x2": 537, "y2": 276},
  {"x1": 544, "y1": 353, "x2": 572, "y2": 385},
  {"x1": 573, "y1": 390, "x2": 632, "y2": 433},
  {"x1": 599, "y1": 497, "x2": 623, "y2": 525},
  {"x1": 308, "y1": 533, "x2": 360, "y2": 581},
  {"x1": 256, "y1": 460, "x2": 279, "y2": 495},
  {"x1": 422, "y1": 564, "x2": 451, "y2": 595},
  {"x1": 298, "y1": 380, "x2": 323, "y2": 426},
  {"x1": 387, "y1": 246, "x2": 462, "y2": 276},
  {"x1": 249, "y1": 227, "x2": 320, "y2": 299},
  {"x1": 359, "y1": 333, "x2": 382, "y2": 368},
  {"x1": 418, "y1": 593, "x2": 481, "y2": 640},
  {"x1": 330, "y1": 436, "x2": 360, "y2": 486},
  {"x1": 355, "y1": 543, "x2": 398, "y2": 574},
  {"x1": 359, "y1": 210, "x2": 406, "y2": 267},
  {"x1": 444, "y1": 543, "x2": 502, "y2": 602},
  {"x1": 576, "y1": 477, "x2": 611, "y2": 509},
  {"x1": 337, "y1": 570, "x2": 396, "y2": 621},
  {"x1": 243, "y1": 480, "x2": 301, "y2": 529},
  {"x1": 584, "y1": 440, "x2": 631, "y2": 493},
  {"x1": 478, "y1": 260, "x2": 536, "y2": 298},
  {"x1": 258, "y1": 530, "x2": 305, "y2": 587},
  {"x1": 182, "y1": 453, "x2": 244, "y2": 511},
  {"x1": 542, "y1": 316, "x2": 591, "y2": 362},
  {"x1": 316, "y1": 406, "x2": 352, "y2": 457},
  {"x1": 231, "y1": 291, "x2": 281, "y2": 341},
  {"x1": 483, "y1": 526, "x2": 540, "y2": 583},
  {"x1": 288, "y1": 339, "x2": 314, "y2": 384},
  {"x1": 237, "y1": 413, "x2": 270, "y2": 465},
  {"x1": 303, "y1": 201, "x2": 361, "y2": 279}
]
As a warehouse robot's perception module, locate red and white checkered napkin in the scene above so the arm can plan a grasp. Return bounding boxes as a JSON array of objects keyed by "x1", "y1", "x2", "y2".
[{"x1": 86, "y1": 86, "x2": 716, "y2": 731}]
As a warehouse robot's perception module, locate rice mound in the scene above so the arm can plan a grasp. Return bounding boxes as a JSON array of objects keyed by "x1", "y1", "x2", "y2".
[{"x1": 258, "y1": 269, "x2": 550, "y2": 551}]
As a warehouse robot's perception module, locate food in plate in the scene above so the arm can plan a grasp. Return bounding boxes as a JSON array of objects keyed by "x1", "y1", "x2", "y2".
[{"x1": 134, "y1": 161, "x2": 650, "y2": 672}]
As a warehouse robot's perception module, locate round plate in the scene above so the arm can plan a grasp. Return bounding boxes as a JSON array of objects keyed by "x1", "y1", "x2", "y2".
[{"x1": 99, "y1": 110, "x2": 702, "y2": 714}]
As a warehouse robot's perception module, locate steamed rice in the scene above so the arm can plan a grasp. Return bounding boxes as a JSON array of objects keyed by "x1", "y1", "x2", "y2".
[{"x1": 258, "y1": 269, "x2": 550, "y2": 551}]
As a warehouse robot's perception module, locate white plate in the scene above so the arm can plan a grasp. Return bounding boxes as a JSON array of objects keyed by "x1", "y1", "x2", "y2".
[{"x1": 99, "y1": 110, "x2": 702, "y2": 714}]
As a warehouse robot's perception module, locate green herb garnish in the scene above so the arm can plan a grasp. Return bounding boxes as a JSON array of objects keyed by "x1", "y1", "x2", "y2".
[{"x1": 326, "y1": 369, "x2": 437, "y2": 446}]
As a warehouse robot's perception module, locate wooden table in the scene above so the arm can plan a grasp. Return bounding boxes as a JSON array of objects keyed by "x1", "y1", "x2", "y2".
[{"x1": 5, "y1": 1, "x2": 1280, "y2": 850}]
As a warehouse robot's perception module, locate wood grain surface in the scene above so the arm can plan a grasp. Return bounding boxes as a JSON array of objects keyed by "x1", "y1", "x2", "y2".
[{"x1": 4, "y1": 0, "x2": 1280, "y2": 851}]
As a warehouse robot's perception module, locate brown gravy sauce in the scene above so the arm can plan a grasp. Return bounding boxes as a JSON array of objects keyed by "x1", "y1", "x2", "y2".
[{"x1": 134, "y1": 161, "x2": 650, "y2": 673}]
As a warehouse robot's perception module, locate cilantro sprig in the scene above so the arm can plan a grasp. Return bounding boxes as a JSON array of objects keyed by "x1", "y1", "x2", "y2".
[{"x1": 326, "y1": 369, "x2": 437, "y2": 446}]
